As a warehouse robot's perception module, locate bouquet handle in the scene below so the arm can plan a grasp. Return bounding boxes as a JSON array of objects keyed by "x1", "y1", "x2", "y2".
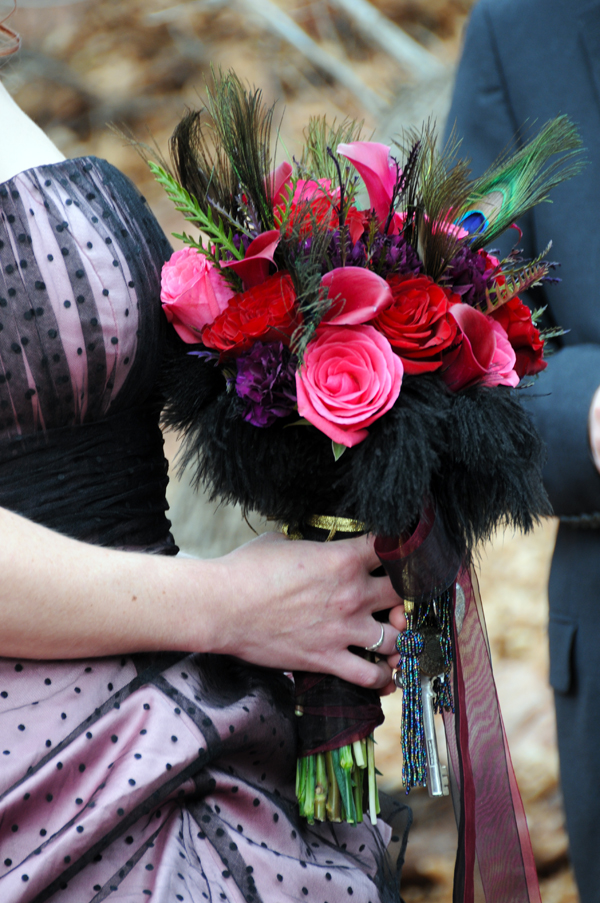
[{"x1": 284, "y1": 514, "x2": 386, "y2": 826}]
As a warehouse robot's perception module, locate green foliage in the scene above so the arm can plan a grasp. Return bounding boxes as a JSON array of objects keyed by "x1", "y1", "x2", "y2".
[
  {"x1": 282, "y1": 209, "x2": 338, "y2": 363},
  {"x1": 149, "y1": 161, "x2": 245, "y2": 263},
  {"x1": 300, "y1": 115, "x2": 365, "y2": 203},
  {"x1": 394, "y1": 123, "x2": 472, "y2": 280},
  {"x1": 539, "y1": 324, "x2": 566, "y2": 342},
  {"x1": 481, "y1": 243, "x2": 554, "y2": 312}
]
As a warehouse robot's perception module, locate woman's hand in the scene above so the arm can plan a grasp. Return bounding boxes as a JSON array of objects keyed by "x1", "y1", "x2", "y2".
[
  {"x1": 209, "y1": 531, "x2": 406, "y2": 692},
  {"x1": 0, "y1": 506, "x2": 405, "y2": 692}
]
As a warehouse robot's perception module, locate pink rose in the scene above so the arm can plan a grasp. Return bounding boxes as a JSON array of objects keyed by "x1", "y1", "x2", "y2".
[
  {"x1": 160, "y1": 247, "x2": 234, "y2": 344},
  {"x1": 485, "y1": 319, "x2": 519, "y2": 386},
  {"x1": 442, "y1": 303, "x2": 519, "y2": 392},
  {"x1": 296, "y1": 324, "x2": 403, "y2": 447}
]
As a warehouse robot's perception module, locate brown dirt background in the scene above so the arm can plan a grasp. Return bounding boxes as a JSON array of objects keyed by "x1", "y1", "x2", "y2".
[{"x1": 1, "y1": 1, "x2": 578, "y2": 898}]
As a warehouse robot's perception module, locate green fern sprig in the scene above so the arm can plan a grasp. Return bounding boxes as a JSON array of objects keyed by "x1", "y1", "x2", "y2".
[
  {"x1": 539, "y1": 324, "x2": 566, "y2": 342},
  {"x1": 149, "y1": 161, "x2": 247, "y2": 261}
]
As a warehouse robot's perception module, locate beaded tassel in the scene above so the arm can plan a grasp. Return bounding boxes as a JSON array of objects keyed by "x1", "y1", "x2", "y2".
[{"x1": 397, "y1": 628, "x2": 427, "y2": 790}]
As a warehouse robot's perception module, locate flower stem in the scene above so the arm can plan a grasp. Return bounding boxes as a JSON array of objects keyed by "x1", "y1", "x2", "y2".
[
  {"x1": 332, "y1": 746, "x2": 356, "y2": 823},
  {"x1": 315, "y1": 753, "x2": 328, "y2": 822},
  {"x1": 353, "y1": 738, "x2": 367, "y2": 768},
  {"x1": 354, "y1": 763, "x2": 364, "y2": 823},
  {"x1": 339, "y1": 743, "x2": 354, "y2": 771},
  {"x1": 296, "y1": 754, "x2": 304, "y2": 801},
  {"x1": 326, "y1": 751, "x2": 342, "y2": 822},
  {"x1": 304, "y1": 755, "x2": 315, "y2": 823},
  {"x1": 296, "y1": 736, "x2": 379, "y2": 824},
  {"x1": 367, "y1": 734, "x2": 379, "y2": 825}
]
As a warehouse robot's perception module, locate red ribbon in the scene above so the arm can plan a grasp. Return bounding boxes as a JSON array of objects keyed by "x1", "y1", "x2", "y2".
[
  {"x1": 443, "y1": 570, "x2": 541, "y2": 902},
  {"x1": 376, "y1": 518, "x2": 541, "y2": 903}
]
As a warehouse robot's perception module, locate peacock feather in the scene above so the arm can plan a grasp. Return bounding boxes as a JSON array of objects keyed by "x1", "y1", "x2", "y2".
[
  {"x1": 394, "y1": 123, "x2": 473, "y2": 282},
  {"x1": 204, "y1": 70, "x2": 278, "y2": 232},
  {"x1": 169, "y1": 108, "x2": 240, "y2": 228},
  {"x1": 300, "y1": 116, "x2": 365, "y2": 200},
  {"x1": 456, "y1": 115, "x2": 583, "y2": 248}
]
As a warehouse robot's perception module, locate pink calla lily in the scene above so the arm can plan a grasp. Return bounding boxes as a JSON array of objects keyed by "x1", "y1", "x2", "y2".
[
  {"x1": 443, "y1": 303, "x2": 518, "y2": 391},
  {"x1": 267, "y1": 161, "x2": 293, "y2": 209},
  {"x1": 320, "y1": 267, "x2": 394, "y2": 326},
  {"x1": 222, "y1": 230, "x2": 281, "y2": 289},
  {"x1": 337, "y1": 141, "x2": 400, "y2": 230}
]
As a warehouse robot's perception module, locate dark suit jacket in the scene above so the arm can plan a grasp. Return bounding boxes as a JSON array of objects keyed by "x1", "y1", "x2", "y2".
[
  {"x1": 446, "y1": 0, "x2": 600, "y2": 668},
  {"x1": 446, "y1": 6, "x2": 600, "y2": 893},
  {"x1": 446, "y1": 0, "x2": 600, "y2": 518}
]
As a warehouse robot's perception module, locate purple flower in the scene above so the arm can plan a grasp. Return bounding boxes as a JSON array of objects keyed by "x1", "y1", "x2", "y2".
[
  {"x1": 440, "y1": 244, "x2": 496, "y2": 308},
  {"x1": 367, "y1": 232, "x2": 423, "y2": 279},
  {"x1": 235, "y1": 341, "x2": 298, "y2": 427}
]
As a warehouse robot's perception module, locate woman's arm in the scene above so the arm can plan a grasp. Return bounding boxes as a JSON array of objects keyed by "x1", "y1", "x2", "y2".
[
  {"x1": 0, "y1": 82, "x2": 404, "y2": 690},
  {"x1": 0, "y1": 81, "x2": 65, "y2": 183},
  {"x1": 0, "y1": 506, "x2": 404, "y2": 689}
]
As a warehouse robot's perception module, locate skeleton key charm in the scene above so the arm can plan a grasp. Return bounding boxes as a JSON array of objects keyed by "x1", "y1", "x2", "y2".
[
  {"x1": 419, "y1": 627, "x2": 449, "y2": 798},
  {"x1": 420, "y1": 673, "x2": 449, "y2": 797}
]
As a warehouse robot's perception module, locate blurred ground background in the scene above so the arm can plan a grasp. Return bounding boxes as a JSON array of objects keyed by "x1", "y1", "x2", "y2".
[{"x1": 1, "y1": 0, "x2": 577, "y2": 899}]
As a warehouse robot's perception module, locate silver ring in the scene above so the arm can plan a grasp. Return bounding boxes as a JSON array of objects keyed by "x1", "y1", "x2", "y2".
[{"x1": 365, "y1": 623, "x2": 385, "y2": 653}]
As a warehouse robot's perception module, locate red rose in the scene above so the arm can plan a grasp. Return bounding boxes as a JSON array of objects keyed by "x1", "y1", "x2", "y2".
[
  {"x1": 490, "y1": 296, "x2": 547, "y2": 378},
  {"x1": 282, "y1": 195, "x2": 365, "y2": 242},
  {"x1": 371, "y1": 275, "x2": 460, "y2": 374},
  {"x1": 201, "y1": 272, "x2": 300, "y2": 356}
]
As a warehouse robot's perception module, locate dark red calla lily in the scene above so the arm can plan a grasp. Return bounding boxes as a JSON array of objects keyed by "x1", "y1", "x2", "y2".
[
  {"x1": 222, "y1": 230, "x2": 281, "y2": 289},
  {"x1": 320, "y1": 268, "x2": 393, "y2": 326}
]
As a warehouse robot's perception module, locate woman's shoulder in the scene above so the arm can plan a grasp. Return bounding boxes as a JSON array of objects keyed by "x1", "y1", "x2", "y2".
[
  {"x1": 0, "y1": 154, "x2": 172, "y2": 434},
  {"x1": 3, "y1": 156, "x2": 164, "y2": 234},
  {"x1": 2, "y1": 154, "x2": 172, "y2": 267}
]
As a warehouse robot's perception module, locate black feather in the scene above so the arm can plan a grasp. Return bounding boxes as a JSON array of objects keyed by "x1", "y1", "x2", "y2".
[
  {"x1": 160, "y1": 336, "x2": 550, "y2": 562},
  {"x1": 169, "y1": 109, "x2": 239, "y2": 224},
  {"x1": 205, "y1": 70, "x2": 277, "y2": 231}
]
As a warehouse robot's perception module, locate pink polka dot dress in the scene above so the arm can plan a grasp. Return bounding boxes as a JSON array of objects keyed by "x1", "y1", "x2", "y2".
[{"x1": 0, "y1": 158, "x2": 409, "y2": 902}]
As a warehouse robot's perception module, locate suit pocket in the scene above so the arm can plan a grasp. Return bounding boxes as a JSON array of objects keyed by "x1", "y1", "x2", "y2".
[{"x1": 548, "y1": 614, "x2": 577, "y2": 694}]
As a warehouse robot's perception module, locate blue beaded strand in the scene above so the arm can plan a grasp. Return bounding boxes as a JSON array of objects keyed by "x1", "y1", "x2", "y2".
[{"x1": 396, "y1": 629, "x2": 427, "y2": 791}]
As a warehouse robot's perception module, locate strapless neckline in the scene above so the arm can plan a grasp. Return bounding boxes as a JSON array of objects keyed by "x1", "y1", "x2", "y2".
[{"x1": 0, "y1": 156, "x2": 108, "y2": 189}]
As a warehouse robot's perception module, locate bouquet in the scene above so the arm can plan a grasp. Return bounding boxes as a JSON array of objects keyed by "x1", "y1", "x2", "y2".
[{"x1": 152, "y1": 71, "x2": 580, "y2": 900}]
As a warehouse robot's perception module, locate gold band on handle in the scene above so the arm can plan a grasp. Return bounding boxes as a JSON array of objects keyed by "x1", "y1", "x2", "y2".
[
  {"x1": 306, "y1": 514, "x2": 365, "y2": 533},
  {"x1": 282, "y1": 515, "x2": 366, "y2": 542}
]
